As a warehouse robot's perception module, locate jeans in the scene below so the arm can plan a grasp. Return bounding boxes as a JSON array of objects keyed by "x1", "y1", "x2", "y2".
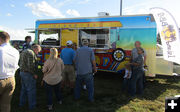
[
  {"x1": 19, "y1": 72, "x2": 36, "y2": 110},
  {"x1": 44, "y1": 81, "x2": 62, "y2": 106},
  {"x1": 129, "y1": 70, "x2": 144, "y2": 96},
  {"x1": 75, "y1": 73, "x2": 94, "y2": 101},
  {"x1": 122, "y1": 78, "x2": 130, "y2": 91}
]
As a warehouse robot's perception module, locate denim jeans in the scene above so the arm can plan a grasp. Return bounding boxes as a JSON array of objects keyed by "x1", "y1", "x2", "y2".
[
  {"x1": 122, "y1": 78, "x2": 130, "y2": 91},
  {"x1": 75, "y1": 73, "x2": 94, "y2": 101},
  {"x1": 19, "y1": 72, "x2": 36, "y2": 110},
  {"x1": 44, "y1": 81, "x2": 62, "y2": 106},
  {"x1": 129, "y1": 70, "x2": 144, "y2": 96}
]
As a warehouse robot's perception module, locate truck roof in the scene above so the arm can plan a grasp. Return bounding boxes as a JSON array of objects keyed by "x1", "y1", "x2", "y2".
[{"x1": 36, "y1": 14, "x2": 154, "y2": 22}]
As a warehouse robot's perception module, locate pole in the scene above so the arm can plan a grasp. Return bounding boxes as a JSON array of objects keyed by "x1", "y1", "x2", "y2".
[{"x1": 120, "y1": 0, "x2": 122, "y2": 16}]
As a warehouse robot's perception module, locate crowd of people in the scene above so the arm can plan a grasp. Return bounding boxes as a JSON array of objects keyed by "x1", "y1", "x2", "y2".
[{"x1": 0, "y1": 31, "x2": 146, "y2": 112}]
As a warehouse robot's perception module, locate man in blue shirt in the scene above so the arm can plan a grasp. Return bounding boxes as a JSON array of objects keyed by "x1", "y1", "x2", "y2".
[
  {"x1": 74, "y1": 39, "x2": 97, "y2": 102},
  {"x1": 60, "y1": 40, "x2": 75, "y2": 92}
]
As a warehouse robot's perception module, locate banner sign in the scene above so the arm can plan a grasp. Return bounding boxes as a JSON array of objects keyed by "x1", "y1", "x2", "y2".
[{"x1": 150, "y1": 7, "x2": 180, "y2": 64}]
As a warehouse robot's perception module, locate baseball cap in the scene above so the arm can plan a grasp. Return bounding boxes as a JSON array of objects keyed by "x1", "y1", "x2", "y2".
[{"x1": 66, "y1": 40, "x2": 73, "y2": 45}]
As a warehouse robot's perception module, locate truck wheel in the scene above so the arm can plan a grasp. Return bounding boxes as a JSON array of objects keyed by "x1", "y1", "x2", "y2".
[{"x1": 113, "y1": 48, "x2": 126, "y2": 62}]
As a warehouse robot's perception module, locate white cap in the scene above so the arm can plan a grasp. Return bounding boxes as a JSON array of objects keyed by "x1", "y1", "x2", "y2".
[{"x1": 66, "y1": 40, "x2": 73, "y2": 45}]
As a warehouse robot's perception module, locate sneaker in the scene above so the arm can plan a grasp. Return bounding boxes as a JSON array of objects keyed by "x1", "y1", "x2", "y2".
[
  {"x1": 59, "y1": 101, "x2": 62, "y2": 104},
  {"x1": 47, "y1": 105, "x2": 53, "y2": 111},
  {"x1": 83, "y1": 85, "x2": 87, "y2": 90}
]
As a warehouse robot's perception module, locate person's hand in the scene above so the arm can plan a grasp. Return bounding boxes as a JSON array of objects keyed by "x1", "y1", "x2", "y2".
[
  {"x1": 33, "y1": 75, "x2": 38, "y2": 79},
  {"x1": 127, "y1": 74, "x2": 130, "y2": 79},
  {"x1": 144, "y1": 65, "x2": 148, "y2": 68},
  {"x1": 93, "y1": 67, "x2": 97, "y2": 73}
]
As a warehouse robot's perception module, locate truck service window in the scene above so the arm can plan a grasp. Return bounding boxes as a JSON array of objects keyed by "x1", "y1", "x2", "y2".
[
  {"x1": 79, "y1": 29, "x2": 109, "y2": 48},
  {"x1": 38, "y1": 29, "x2": 60, "y2": 46}
]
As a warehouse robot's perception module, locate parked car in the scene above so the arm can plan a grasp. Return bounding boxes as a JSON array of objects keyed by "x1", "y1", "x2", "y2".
[
  {"x1": 156, "y1": 44, "x2": 163, "y2": 56},
  {"x1": 10, "y1": 40, "x2": 25, "y2": 52},
  {"x1": 156, "y1": 44, "x2": 180, "y2": 75}
]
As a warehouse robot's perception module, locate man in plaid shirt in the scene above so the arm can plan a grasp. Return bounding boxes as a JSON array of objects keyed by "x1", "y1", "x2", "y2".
[{"x1": 19, "y1": 44, "x2": 41, "y2": 110}]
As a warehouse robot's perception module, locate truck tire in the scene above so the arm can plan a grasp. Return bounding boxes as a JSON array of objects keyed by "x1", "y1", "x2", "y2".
[{"x1": 113, "y1": 48, "x2": 126, "y2": 62}]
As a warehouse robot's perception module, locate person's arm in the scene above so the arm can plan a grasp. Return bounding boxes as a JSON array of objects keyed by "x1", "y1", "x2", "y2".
[
  {"x1": 22, "y1": 43, "x2": 26, "y2": 50},
  {"x1": 15, "y1": 51, "x2": 20, "y2": 70},
  {"x1": 143, "y1": 49, "x2": 147, "y2": 65},
  {"x1": 127, "y1": 72, "x2": 130, "y2": 78},
  {"x1": 144, "y1": 55, "x2": 147, "y2": 65},
  {"x1": 129, "y1": 56, "x2": 143, "y2": 66},
  {"x1": 41, "y1": 61, "x2": 48, "y2": 86},
  {"x1": 73, "y1": 50, "x2": 77, "y2": 63},
  {"x1": 91, "y1": 50, "x2": 97, "y2": 73},
  {"x1": 92, "y1": 60, "x2": 97, "y2": 73},
  {"x1": 130, "y1": 48, "x2": 134, "y2": 62},
  {"x1": 61, "y1": 59, "x2": 64, "y2": 71},
  {"x1": 0, "y1": 50, "x2": 2, "y2": 75},
  {"x1": 129, "y1": 62, "x2": 140, "y2": 66},
  {"x1": 72, "y1": 50, "x2": 76, "y2": 64},
  {"x1": 60, "y1": 49, "x2": 63, "y2": 59},
  {"x1": 27, "y1": 52, "x2": 38, "y2": 79},
  {"x1": 42, "y1": 61, "x2": 48, "y2": 74}
]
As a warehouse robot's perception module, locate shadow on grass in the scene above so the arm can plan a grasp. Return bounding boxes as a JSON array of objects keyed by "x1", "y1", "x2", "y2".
[
  {"x1": 11, "y1": 71, "x2": 180, "y2": 112},
  {"x1": 141, "y1": 75, "x2": 180, "y2": 100}
]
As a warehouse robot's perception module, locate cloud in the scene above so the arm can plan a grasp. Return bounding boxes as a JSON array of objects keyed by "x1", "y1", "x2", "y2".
[
  {"x1": 78, "y1": 0, "x2": 91, "y2": 4},
  {"x1": 121, "y1": 0, "x2": 180, "y2": 27},
  {"x1": 122, "y1": 0, "x2": 161, "y2": 15},
  {"x1": 25, "y1": 1, "x2": 65, "y2": 18},
  {"x1": 56, "y1": 0, "x2": 73, "y2": 7},
  {"x1": 0, "y1": 26, "x2": 34, "y2": 40},
  {"x1": 136, "y1": 9, "x2": 149, "y2": 14},
  {"x1": 66, "y1": 9, "x2": 80, "y2": 17},
  {"x1": 6, "y1": 13, "x2": 12, "y2": 16},
  {"x1": 10, "y1": 4, "x2": 15, "y2": 8},
  {"x1": 53, "y1": 0, "x2": 57, "y2": 3}
]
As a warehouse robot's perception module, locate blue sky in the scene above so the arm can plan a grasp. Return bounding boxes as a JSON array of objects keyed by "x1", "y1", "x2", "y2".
[{"x1": 0, "y1": 0, "x2": 179, "y2": 40}]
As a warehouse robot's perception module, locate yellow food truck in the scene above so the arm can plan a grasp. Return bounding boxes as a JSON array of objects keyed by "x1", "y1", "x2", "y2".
[{"x1": 35, "y1": 14, "x2": 179, "y2": 76}]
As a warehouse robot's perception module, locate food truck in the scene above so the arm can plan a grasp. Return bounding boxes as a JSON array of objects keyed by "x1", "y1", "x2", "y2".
[{"x1": 35, "y1": 14, "x2": 177, "y2": 76}]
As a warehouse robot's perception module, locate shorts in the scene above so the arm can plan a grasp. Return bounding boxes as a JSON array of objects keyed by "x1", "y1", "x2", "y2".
[{"x1": 62, "y1": 65, "x2": 75, "y2": 82}]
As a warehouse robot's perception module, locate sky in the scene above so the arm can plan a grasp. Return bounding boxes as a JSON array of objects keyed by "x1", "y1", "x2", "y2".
[{"x1": 0, "y1": 0, "x2": 180, "y2": 40}]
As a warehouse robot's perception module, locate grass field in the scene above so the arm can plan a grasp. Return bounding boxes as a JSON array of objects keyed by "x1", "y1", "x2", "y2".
[{"x1": 11, "y1": 71, "x2": 180, "y2": 112}]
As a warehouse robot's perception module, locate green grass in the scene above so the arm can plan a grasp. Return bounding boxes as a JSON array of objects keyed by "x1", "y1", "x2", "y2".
[{"x1": 11, "y1": 71, "x2": 180, "y2": 112}]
